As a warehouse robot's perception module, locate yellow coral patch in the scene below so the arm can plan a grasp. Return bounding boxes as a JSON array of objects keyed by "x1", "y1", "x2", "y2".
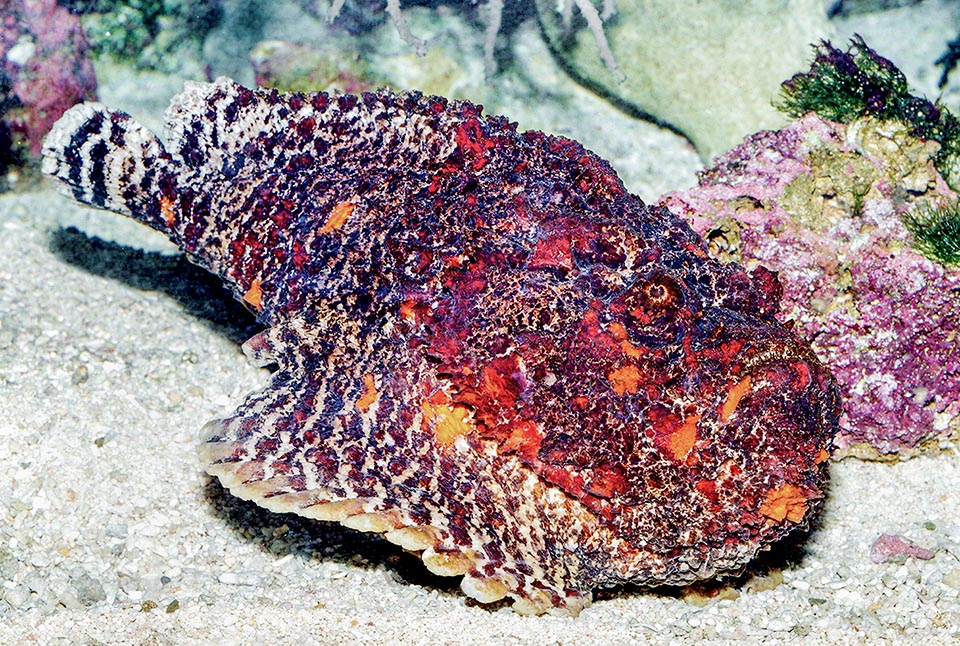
[{"x1": 759, "y1": 484, "x2": 808, "y2": 523}]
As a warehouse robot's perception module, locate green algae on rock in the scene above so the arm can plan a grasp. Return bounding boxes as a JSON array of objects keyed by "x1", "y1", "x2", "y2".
[
  {"x1": 65, "y1": 0, "x2": 223, "y2": 72},
  {"x1": 779, "y1": 36, "x2": 960, "y2": 189},
  {"x1": 902, "y1": 202, "x2": 960, "y2": 266}
]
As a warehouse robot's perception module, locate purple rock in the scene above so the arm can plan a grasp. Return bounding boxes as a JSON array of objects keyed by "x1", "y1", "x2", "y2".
[{"x1": 1, "y1": 0, "x2": 97, "y2": 160}]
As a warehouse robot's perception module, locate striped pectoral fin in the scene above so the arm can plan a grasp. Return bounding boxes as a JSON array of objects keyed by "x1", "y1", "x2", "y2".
[
  {"x1": 199, "y1": 369, "x2": 388, "y2": 524},
  {"x1": 198, "y1": 304, "x2": 433, "y2": 527},
  {"x1": 199, "y1": 314, "x2": 481, "y2": 592},
  {"x1": 198, "y1": 367, "x2": 584, "y2": 614},
  {"x1": 198, "y1": 308, "x2": 596, "y2": 615},
  {"x1": 41, "y1": 102, "x2": 180, "y2": 235}
]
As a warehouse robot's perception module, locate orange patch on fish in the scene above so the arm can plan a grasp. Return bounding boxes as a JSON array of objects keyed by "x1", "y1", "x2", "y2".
[
  {"x1": 608, "y1": 322, "x2": 628, "y2": 340},
  {"x1": 667, "y1": 414, "x2": 700, "y2": 462},
  {"x1": 400, "y1": 300, "x2": 418, "y2": 322},
  {"x1": 356, "y1": 373, "x2": 378, "y2": 411},
  {"x1": 319, "y1": 200, "x2": 355, "y2": 234},
  {"x1": 422, "y1": 392, "x2": 473, "y2": 446},
  {"x1": 759, "y1": 484, "x2": 808, "y2": 523},
  {"x1": 160, "y1": 195, "x2": 176, "y2": 227},
  {"x1": 608, "y1": 364, "x2": 642, "y2": 396},
  {"x1": 243, "y1": 278, "x2": 263, "y2": 309},
  {"x1": 720, "y1": 375, "x2": 752, "y2": 422}
]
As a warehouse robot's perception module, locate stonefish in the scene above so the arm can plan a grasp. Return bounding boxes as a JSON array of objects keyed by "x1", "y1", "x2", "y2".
[{"x1": 43, "y1": 78, "x2": 839, "y2": 615}]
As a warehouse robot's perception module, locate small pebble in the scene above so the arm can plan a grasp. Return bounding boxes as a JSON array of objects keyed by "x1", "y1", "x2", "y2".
[
  {"x1": 0, "y1": 319, "x2": 17, "y2": 349},
  {"x1": 70, "y1": 365, "x2": 89, "y2": 385},
  {"x1": 870, "y1": 534, "x2": 935, "y2": 564},
  {"x1": 4, "y1": 587, "x2": 26, "y2": 609},
  {"x1": 942, "y1": 569, "x2": 960, "y2": 590},
  {"x1": 105, "y1": 523, "x2": 128, "y2": 538},
  {"x1": 71, "y1": 571, "x2": 106, "y2": 607}
]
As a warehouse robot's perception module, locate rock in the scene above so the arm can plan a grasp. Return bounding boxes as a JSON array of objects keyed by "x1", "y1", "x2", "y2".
[
  {"x1": 249, "y1": 40, "x2": 379, "y2": 94},
  {"x1": 0, "y1": 0, "x2": 97, "y2": 180},
  {"x1": 942, "y1": 568, "x2": 960, "y2": 589},
  {"x1": 662, "y1": 112, "x2": 960, "y2": 458},
  {"x1": 535, "y1": 0, "x2": 830, "y2": 160}
]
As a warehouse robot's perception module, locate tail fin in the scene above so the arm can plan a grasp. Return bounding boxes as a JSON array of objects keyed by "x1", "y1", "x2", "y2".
[{"x1": 41, "y1": 103, "x2": 177, "y2": 233}]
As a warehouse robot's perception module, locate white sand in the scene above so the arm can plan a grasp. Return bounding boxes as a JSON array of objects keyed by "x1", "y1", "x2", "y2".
[{"x1": 2, "y1": 2, "x2": 960, "y2": 644}]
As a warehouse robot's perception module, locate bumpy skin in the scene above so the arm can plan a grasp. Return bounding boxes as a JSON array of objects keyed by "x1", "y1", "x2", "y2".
[{"x1": 42, "y1": 79, "x2": 839, "y2": 615}]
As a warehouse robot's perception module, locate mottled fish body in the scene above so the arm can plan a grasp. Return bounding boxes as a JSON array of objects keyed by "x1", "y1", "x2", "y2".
[{"x1": 43, "y1": 78, "x2": 839, "y2": 615}]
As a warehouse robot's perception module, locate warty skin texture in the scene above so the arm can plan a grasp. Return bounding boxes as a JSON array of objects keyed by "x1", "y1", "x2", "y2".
[{"x1": 42, "y1": 78, "x2": 839, "y2": 614}]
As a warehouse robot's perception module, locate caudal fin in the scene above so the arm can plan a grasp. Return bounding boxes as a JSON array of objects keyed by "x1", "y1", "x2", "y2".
[{"x1": 41, "y1": 103, "x2": 177, "y2": 233}]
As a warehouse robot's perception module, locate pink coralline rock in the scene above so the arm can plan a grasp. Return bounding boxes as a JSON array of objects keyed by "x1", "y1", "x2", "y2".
[
  {"x1": 661, "y1": 112, "x2": 960, "y2": 458},
  {"x1": 870, "y1": 534, "x2": 935, "y2": 564},
  {"x1": 1, "y1": 0, "x2": 97, "y2": 160}
]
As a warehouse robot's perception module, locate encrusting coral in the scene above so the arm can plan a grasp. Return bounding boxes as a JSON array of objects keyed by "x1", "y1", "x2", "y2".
[
  {"x1": 662, "y1": 39, "x2": 960, "y2": 458},
  {"x1": 0, "y1": 0, "x2": 97, "y2": 182}
]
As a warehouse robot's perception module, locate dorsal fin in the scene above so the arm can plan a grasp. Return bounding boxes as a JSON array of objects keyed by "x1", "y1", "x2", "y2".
[
  {"x1": 163, "y1": 77, "x2": 278, "y2": 176},
  {"x1": 161, "y1": 77, "x2": 459, "y2": 181}
]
